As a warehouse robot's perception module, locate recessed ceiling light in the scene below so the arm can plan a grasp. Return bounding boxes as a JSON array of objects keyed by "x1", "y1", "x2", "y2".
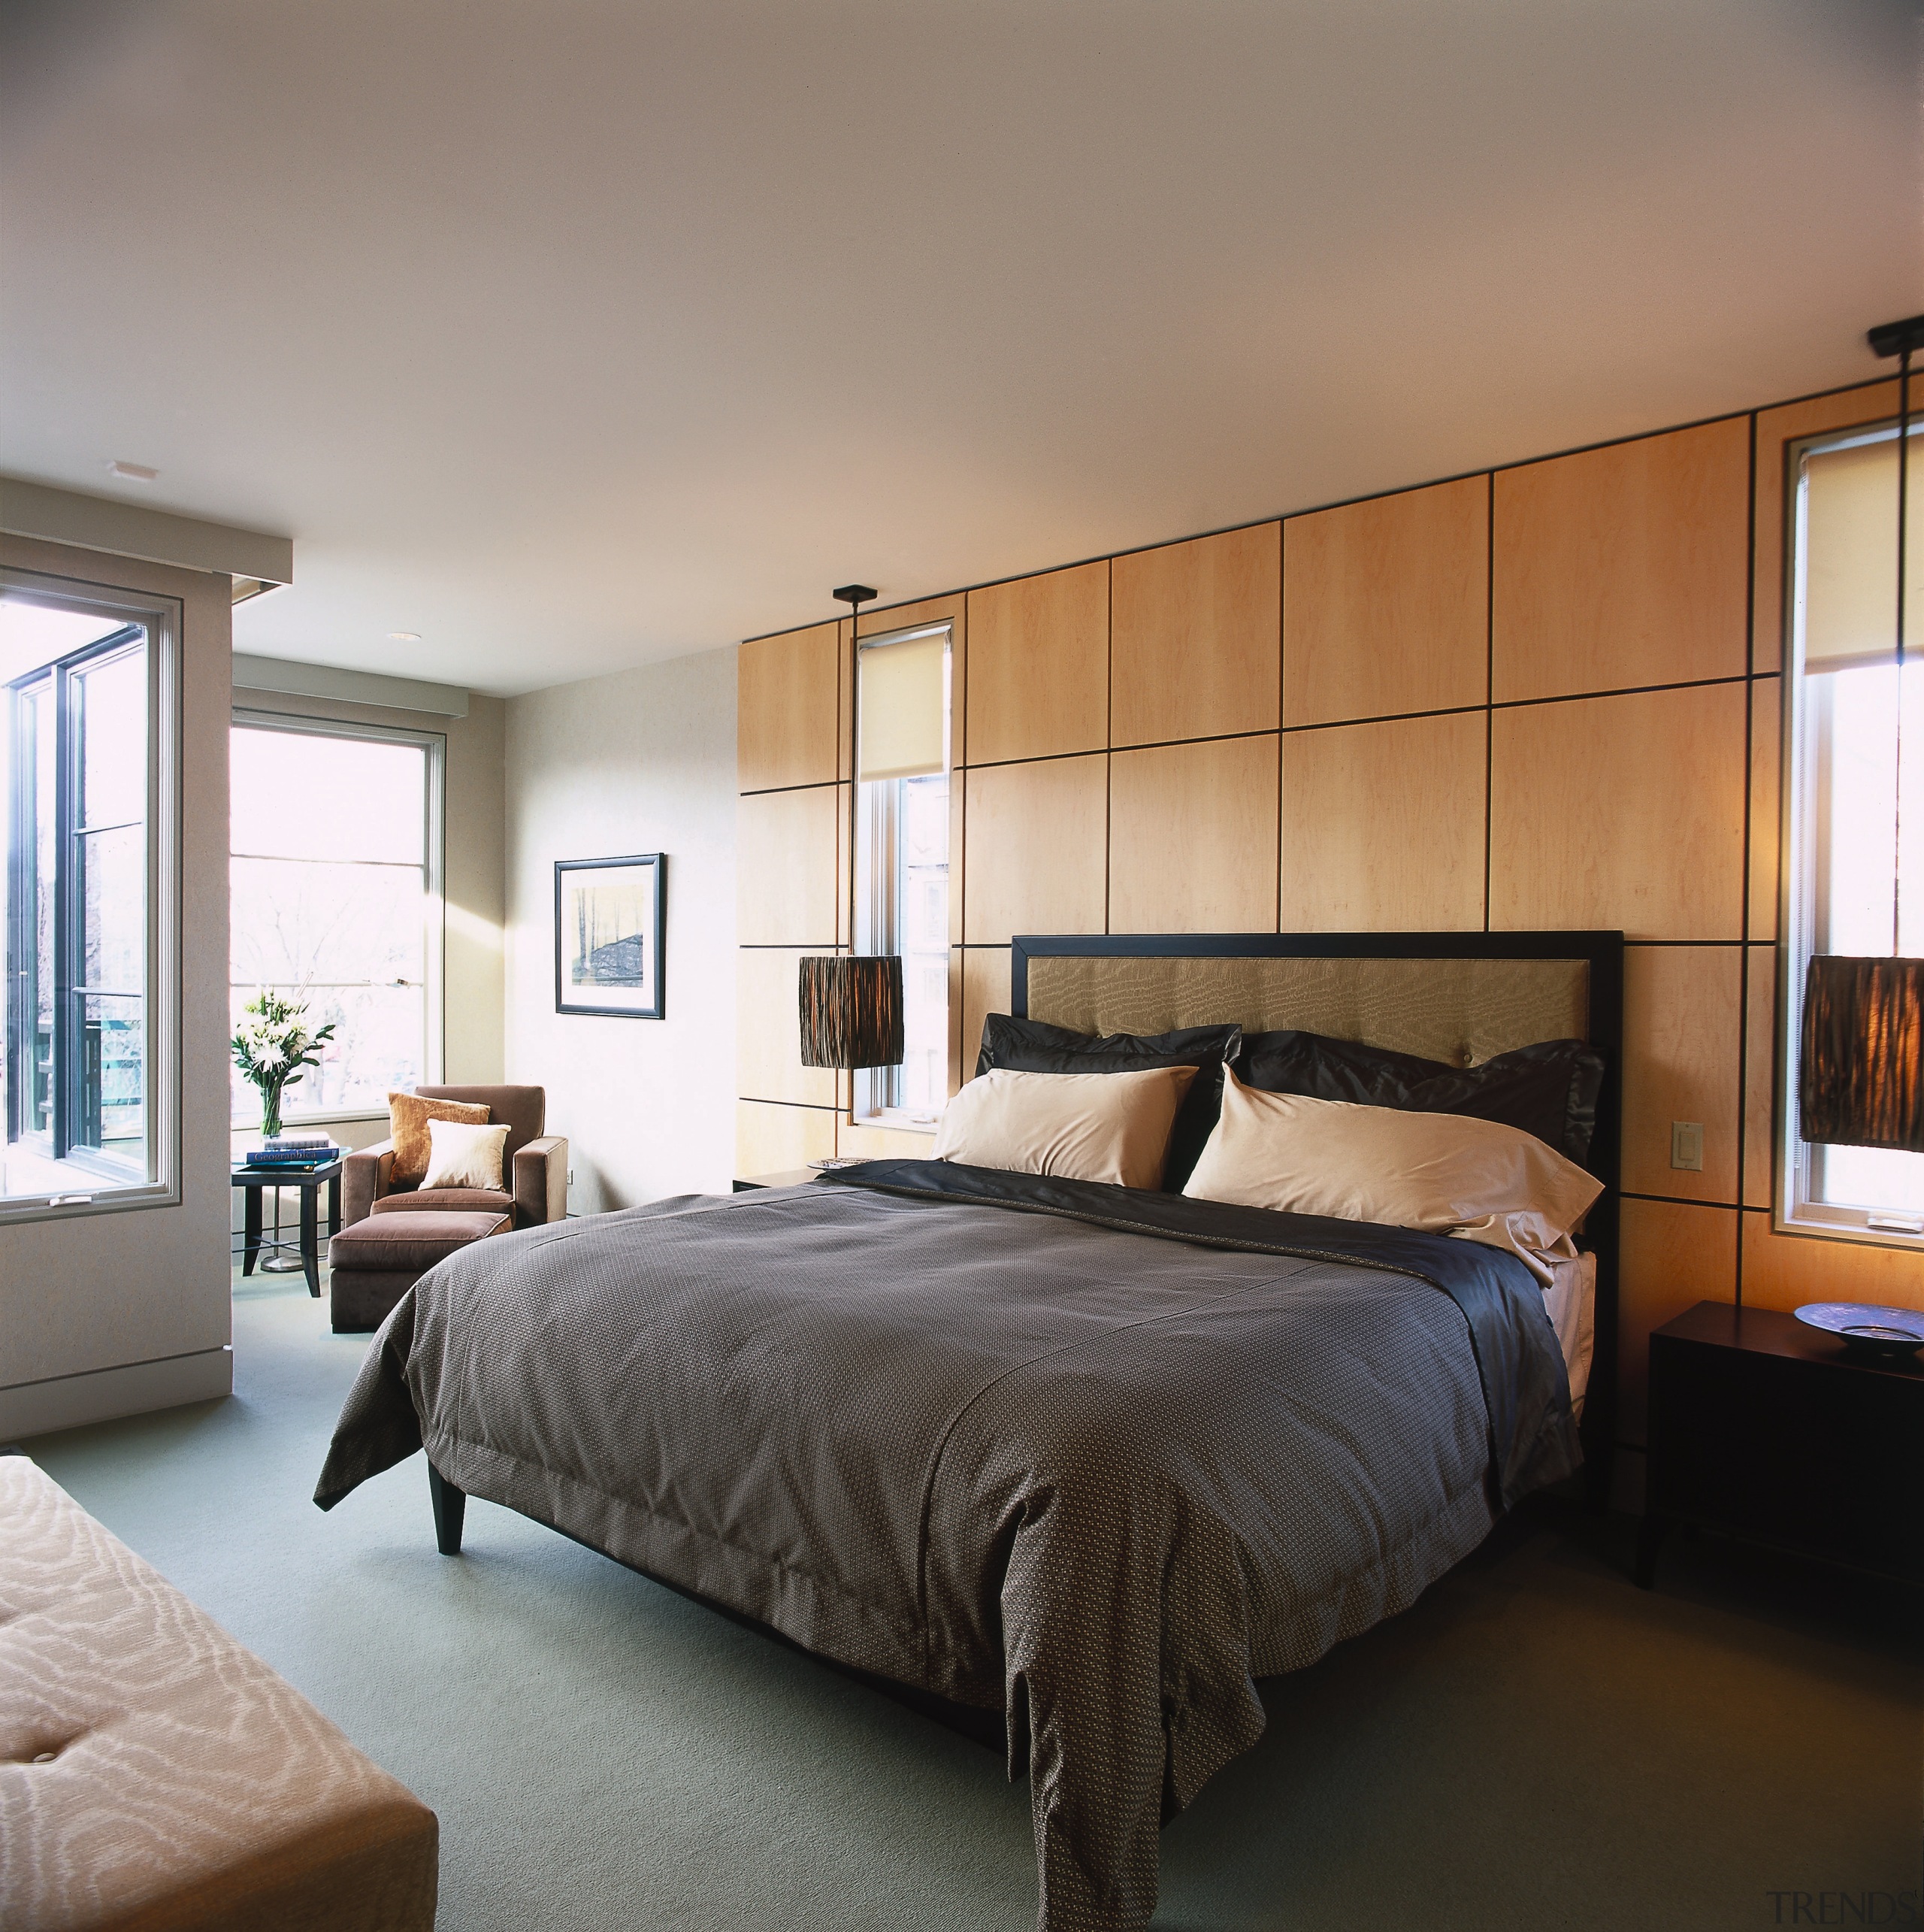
[
  {"x1": 107, "y1": 459, "x2": 158, "y2": 482},
  {"x1": 388, "y1": 631, "x2": 421, "y2": 642}
]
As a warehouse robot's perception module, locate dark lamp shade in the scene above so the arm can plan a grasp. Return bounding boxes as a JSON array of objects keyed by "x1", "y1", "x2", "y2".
[
  {"x1": 798, "y1": 955, "x2": 905, "y2": 1070},
  {"x1": 1798, "y1": 954, "x2": 1924, "y2": 1150}
]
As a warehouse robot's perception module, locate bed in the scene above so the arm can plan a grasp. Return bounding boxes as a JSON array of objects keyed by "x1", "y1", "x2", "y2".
[{"x1": 316, "y1": 929, "x2": 1621, "y2": 1932}]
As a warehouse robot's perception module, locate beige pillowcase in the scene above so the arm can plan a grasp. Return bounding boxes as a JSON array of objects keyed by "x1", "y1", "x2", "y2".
[
  {"x1": 933, "y1": 1065, "x2": 1199, "y2": 1191},
  {"x1": 420, "y1": 1118, "x2": 512, "y2": 1193},
  {"x1": 1182, "y1": 1067, "x2": 1602, "y2": 1282},
  {"x1": 388, "y1": 1092, "x2": 490, "y2": 1184}
]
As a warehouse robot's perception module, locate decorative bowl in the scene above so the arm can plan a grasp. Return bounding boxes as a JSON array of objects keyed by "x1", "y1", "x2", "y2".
[{"x1": 1793, "y1": 1302, "x2": 1924, "y2": 1358}]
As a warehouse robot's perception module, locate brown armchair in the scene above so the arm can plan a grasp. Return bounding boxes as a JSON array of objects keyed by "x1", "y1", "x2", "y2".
[{"x1": 340, "y1": 1085, "x2": 567, "y2": 1231}]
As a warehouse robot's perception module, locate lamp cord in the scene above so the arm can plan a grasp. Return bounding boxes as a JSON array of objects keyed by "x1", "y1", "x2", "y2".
[{"x1": 1898, "y1": 342, "x2": 1912, "y2": 958}]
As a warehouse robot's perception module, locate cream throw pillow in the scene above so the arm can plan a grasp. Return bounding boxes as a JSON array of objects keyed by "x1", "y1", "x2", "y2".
[
  {"x1": 420, "y1": 1118, "x2": 512, "y2": 1193},
  {"x1": 933, "y1": 1065, "x2": 1198, "y2": 1191},
  {"x1": 1182, "y1": 1067, "x2": 1602, "y2": 1282}
]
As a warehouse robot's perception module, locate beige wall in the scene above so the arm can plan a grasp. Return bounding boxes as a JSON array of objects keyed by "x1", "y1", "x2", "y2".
[
  {"x1": 504, "y1": 647, "x2": 737, "y2": 1210},
  {"x1": 735, "y1": 374, "x2": 1922, "y2": 1473},
  {"x1": 0, "y1": 536, "x2": 233, "y2": 1436}
]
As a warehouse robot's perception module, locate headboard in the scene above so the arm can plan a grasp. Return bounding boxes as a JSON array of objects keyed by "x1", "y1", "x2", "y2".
[{"x1": 1009, "y1": 929, "x2": 1624, "y2": 1508}]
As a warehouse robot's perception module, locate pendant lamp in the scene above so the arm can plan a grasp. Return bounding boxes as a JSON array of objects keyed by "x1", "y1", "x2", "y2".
[{"x1": 1798, "y1": 314, "x2": 1924, "y2": 1151}]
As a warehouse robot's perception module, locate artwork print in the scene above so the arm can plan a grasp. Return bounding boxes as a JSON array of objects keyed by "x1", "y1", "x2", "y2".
[{"x1": 555, "y1": 854, "x2": 664, "y2": 1018}]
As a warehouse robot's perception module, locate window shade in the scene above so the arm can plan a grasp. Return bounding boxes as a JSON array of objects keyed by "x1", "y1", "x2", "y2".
[
  {"x1": 1803, "y1": 432, "x2": 1922, "y2": 674},
  {"x1": 858, "y1": 631, "x2": 948, "y2": 781}
]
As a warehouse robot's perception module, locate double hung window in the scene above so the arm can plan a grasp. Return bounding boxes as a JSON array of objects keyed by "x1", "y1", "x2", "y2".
[
  {"x1": 229, "y1": 715, "x2": 442, "y2": 1123},
  {"x1": 1782, "y1": 417, "x2": 1924, "y2": 1238},
  {"x1": 2, "y1": 574, "x2": 177, "y2": 1216},
  {"x1": 853, "y1": 625, "x2": 951, "y2": 1125}
]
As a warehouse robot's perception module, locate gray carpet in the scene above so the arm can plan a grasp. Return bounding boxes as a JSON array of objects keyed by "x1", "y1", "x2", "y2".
[{"x1": 20, "y1": 1267, "x2": 1920, "y2": 1930}]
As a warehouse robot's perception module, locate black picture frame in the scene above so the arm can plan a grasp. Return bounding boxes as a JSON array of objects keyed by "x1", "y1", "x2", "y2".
[{"x1": 554, "y1": 854, "x2": 665, "y2": 1019}]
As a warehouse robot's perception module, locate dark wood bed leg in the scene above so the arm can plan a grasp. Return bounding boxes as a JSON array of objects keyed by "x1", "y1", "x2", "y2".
[{"x1": 428, "y1": 1463, "x2": 466, "y2": 1555}]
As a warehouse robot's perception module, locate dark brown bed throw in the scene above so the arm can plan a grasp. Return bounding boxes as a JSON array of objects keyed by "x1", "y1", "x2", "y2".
[{"x1": 316, "y1": 1160, "x2": 1581, "y2": 1932}]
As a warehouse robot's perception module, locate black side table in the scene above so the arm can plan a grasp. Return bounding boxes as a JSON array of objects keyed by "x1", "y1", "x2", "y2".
[
  {"x1": 231, "y1": 1159, "x2": 343, "y2": 1298},
  {"x1": 731, "y1": 1168, "x2": 824, "y2": 1192},
  {"x1": 1638, "y1": 1299, "x2": 1924, "y2": 1588}
]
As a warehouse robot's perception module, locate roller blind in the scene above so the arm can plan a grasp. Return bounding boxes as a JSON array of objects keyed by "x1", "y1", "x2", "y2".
[
  {"x1": 1803, "y1": 432, "x2": 1922, "y2": 673},
  {"x1": 858, "y1": 630, "x2": 948, "y2": 781}
]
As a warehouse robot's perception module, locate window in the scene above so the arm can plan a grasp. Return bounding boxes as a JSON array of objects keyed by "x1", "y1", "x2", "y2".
[
  {"x1": 2, "y1": 573, "x2": 178, "y2": 1216},
  {"x1": 853, "y1": 624, "x2": 951, "y2": 1125},
  {"x1": 1782, "y1": 416, "x2": 1923, "y2": 1239},
  {"x1": 229, "y1": 714, "x2": 443, "y2": 1124}
]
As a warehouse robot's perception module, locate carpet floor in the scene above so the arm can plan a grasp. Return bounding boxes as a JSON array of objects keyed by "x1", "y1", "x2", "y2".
[{"x1": 18, "y1": 1267, "x2": 1921, "y2": 1931}]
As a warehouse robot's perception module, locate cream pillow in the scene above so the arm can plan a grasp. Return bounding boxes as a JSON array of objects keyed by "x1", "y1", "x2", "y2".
[
  {"x1": 933, "y1": 1065, "x2": 1198, "y2": 1191},
  {"x1": 420, "y1": 1118, "x2": 512, "y2": 1193},
  {"x1": 1182, "y1": 1067, "x2": 1602, "y2": 1282}
]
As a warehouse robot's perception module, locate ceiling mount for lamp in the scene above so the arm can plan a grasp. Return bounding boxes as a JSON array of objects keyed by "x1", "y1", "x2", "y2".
[
  {"x1": 1869, "y1": 315, "x2": 1924, "y2": 360},
  {"x1": 833, "y1": 583, "x2": 876, "y2": 611}
]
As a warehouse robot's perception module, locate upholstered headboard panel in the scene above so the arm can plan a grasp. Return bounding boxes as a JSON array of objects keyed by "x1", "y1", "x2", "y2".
[{"x1": 1022, "y1": 953, "x2": 1590, "y2": 1069}]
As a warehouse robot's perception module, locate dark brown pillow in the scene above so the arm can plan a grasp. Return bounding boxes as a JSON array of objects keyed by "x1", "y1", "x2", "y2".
[
  {"x1": 1230, "y1": 1031, "x2": 1606, "y2": 1170},
  {"x1": 974, "y1": 1016, "x2": 1243, "y2": 1190}
]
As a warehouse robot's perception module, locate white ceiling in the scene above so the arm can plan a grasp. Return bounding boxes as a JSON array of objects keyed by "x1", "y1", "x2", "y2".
[{"x1": 3, "y1": 0, "x2": 1919, "y2": 697}]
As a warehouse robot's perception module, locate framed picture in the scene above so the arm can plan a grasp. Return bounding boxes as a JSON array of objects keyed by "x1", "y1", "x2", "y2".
[{"x1": 555, "y1": 853, "x2": 665, "y2": 1018}]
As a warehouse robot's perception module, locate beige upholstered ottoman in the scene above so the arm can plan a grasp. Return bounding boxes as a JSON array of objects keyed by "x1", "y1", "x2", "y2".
[{"x1": 0, "y1": 1456, "x2": 437, "y2": 1931}]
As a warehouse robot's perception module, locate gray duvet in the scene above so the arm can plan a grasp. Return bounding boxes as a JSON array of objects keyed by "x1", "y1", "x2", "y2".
[{"x1": 317, "y1": 1161, "x2": 1580, "y2": 1931}]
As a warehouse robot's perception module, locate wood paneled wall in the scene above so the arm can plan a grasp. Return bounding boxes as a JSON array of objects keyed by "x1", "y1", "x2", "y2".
[{"x1": 736, "y1": 374, "x2": 1921, "y2": 1455}]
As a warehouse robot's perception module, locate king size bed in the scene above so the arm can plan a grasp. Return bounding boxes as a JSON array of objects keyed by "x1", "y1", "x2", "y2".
[{"x1": 316, "y1": 931, "x2": 1622, "y2": 1932}]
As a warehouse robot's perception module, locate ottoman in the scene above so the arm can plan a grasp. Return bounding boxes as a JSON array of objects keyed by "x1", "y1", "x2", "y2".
[
  {"x1": 327, "y1": 1208, "x2": 510, "y2": 1333},
  {"x1": 0, "y1": 1455, "x2": 437, "y2": 1931}
]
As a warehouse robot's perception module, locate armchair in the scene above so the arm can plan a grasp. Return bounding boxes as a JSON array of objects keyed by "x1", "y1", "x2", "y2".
[{"x1": 340, "y1": 1085, "x2": 568, "y2": 1231}]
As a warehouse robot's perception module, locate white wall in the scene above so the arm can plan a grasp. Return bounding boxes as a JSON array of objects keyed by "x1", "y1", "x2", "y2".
[
  {"x1": 1, "y1": 535, "x2": 232, "y2": 1437},
  {"x1": 504, "y1": 647, "x2": 737, "y2": 1207}
]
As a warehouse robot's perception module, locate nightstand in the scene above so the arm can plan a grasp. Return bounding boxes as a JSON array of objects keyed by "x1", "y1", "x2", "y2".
[
  {"x1": 1637, "y1": 1300, "x2": 1924, "y2": 1589},
  {"x1": 731, "y1": 1168, "x2": 823, "y2": 1192}
]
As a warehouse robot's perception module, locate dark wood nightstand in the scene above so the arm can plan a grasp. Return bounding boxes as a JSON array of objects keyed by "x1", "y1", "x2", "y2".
[
  {"x1": 1638, "y1": 1300, "x2": 1924, "y2": 1589},
  {"x1": 731, "y1": 1168, "x2": 823, "y2": 1192}
]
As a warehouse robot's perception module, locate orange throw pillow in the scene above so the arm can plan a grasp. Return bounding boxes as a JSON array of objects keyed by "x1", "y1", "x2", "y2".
[{"x1": 388, "y1": 1092, "x2": 490, "y2": 1185}]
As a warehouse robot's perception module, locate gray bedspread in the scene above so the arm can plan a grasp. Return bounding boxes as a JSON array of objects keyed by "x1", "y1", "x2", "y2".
[{"x1": 316, "y1": 1161, "x2": 1580, "y2": 1931}]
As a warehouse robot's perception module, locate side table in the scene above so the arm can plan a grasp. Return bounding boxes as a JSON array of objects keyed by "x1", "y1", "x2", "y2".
[
  {"x1": 1638, "y1": 1299, "x2": 1924, "y2": 1589},
  {"x1": 231, "y1": 1159, "x2": 343, "y2": 1298},
  {"x1": 732, "y1": 1168, "x2": 825, "y2": 1192}
]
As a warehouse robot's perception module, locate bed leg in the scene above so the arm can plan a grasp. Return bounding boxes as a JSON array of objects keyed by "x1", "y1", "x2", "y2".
[{"x1": 428, "y1": 1463, "x2": 466, "y2": 1556}]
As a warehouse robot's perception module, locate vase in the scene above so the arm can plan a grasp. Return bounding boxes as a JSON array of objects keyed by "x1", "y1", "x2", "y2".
[{"x1": 260, "y1": 1088, "x2": 283, "y2": 1140}]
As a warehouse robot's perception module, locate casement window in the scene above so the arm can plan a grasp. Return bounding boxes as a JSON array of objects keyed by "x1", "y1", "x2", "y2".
[
  {"x1": 229, "y1": 713, "x2": 443, "y2": 1123},
  {"x1": 1781, "y1": 416, "x2": 1924, "y2": 1240},
  {"x1": 2, "y1": 572, "x2": 179, "y2": 1218},
  {"x1": 853, "y1": 623, "x2": 951, "y2": 1125}
]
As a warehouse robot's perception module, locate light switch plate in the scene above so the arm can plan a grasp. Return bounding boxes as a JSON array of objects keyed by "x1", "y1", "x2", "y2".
[{"x1": 1671, "y1": 1122, "x2": 1704, "y2": 1172}]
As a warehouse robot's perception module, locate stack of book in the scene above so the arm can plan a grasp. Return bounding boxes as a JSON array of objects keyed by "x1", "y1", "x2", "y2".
[{"x1": 243, "y1": 1134, "x2": 341, "y2": 1170}]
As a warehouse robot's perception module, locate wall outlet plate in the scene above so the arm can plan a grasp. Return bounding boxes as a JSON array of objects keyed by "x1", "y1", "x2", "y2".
[{"x1": 1671, "y1": 1121, "x2": 1705, "y2": 1172}]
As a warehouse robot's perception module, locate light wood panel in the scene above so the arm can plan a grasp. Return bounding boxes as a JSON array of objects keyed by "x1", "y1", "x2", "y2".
[
  {"x1": 1279, "y1": 711, "x2": 1485, "y2": 931},
  {"x1": 1110, "y1": 524, "x2": 1280, "y2": 746},
  {"x1": 1620, "y1": 945, "x2": 1741, "y2": 1204},
  {"x1": 735, "y1": 1099, "x2": 836, "y2": 1179},
  {"x1": 738, "y1": 621, "x2": 842, "y2": 792},
  {"x1": 1744, "y1": 943, "x2": 1777, "y2": 1209},
  {"x1": 962, "y1": 947, "x2": 1012, "y2": 1077},
  {"x1": 1753, "y1": 378, "x2": 1899, "y2": 674},
  {"x1": 1282, "y1": 477, "x2": 1488, "y2": 727},
  {"x1": 838, "y1": 1119, "x2": 942, "y2": 1160},
  {"x1": 1742, "y1": 1210, "x2": 1924, "y2": 1315},
  {"x1": 1109, "y1": 735, "x2": 1279, "y2": 934},
  {"x1": 737, "y1": 785, "x2": 843, "y2": 946},
  {"x1": 967, "y1": 563, "x2": 1108, "y2": 764},
  {"x1": 1749, "y1": 676, "x2": 1780, "y2": 940},
  {"x1": 736, "y1": 947, "x2": 837, "y2": 1107},
  {"x1": 1490, "y1": 683, "x2": 1747, "y2": 940},
  {"x1": 963, "y1": 756, "x2": 1108, "y2": 944},
  {"x1": 1493, "y1": 416, "x2": 1750, "y2": 701},
  {"x1": 1618, "y1": 1198, "x2": 1739, "y2": 1445}
]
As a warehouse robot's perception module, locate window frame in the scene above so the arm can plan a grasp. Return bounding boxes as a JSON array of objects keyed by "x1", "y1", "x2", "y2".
[
  {"x1": 852, "y1": 621, "x2": 952, "y2": 1130},
  {"x1": 1, "y1": 565, "x2": 181, "y2": 1226},
  {"x1": 229, "y1": 707, "x2": 446, "y2": 1125},
  {"x1": 1777, "y1": 414, "x2": 1924, "y2": 1248}
]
